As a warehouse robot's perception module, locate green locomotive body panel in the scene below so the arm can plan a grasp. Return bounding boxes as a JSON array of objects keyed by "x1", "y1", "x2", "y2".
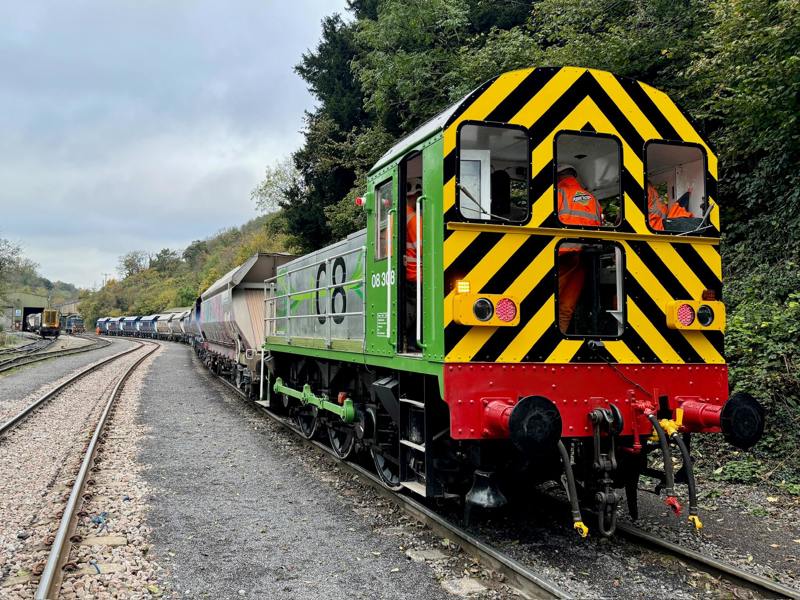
[{"x1": 265, "y1": 130, "x2": 449, "y2": 386}]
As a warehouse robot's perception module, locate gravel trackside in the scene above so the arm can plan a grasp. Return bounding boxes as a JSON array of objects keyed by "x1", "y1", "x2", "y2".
[
  {"x1": 138, "y1": 343, "x2": 456, "y2": 600},
  {"x1": 0, "y1": 342, "x2": 155, "y2": 597},
  {"x1": 61, "y1": 345, "x2": 165, "y2": 598},
  {"x1": 0, "y1": 336, "x2": 137, "y2": 416}
]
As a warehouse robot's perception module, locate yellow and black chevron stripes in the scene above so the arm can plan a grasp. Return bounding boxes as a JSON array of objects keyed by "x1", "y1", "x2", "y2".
[
  {"x1": 442, "y1": 66, "x2": 723, "y2": 365},
  {"x1": 442, "y1": 67, "x2": 719, "y2": 237},
  {"x1": 442, "y1": 231, "x2": 724, "y2": 365}
]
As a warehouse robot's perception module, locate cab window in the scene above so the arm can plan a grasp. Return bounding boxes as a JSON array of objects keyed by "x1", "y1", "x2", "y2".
[
  {"x1": 557, "y1": 240, "x2": 624, "y2": 337},
  {"x1": 554, "y1": 132, "x2": 622, "y2": 227},
  {"x1": 375, "y1": 179, "x2": 392, "y2": 260},
  {"x1": 457, "y1": 123, "x2": 529, "y2": 223},
  {"x1": 645, "y1": 142, "x2": 708, "y2": 235}
]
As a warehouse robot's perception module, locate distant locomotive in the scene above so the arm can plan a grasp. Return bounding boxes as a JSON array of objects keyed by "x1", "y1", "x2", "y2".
[
  {"x1": 27, "y1": 309, "x2": 60, "y2": 338},
  {"x1": 62, "y1": 314, "x2": 85, "y2": 334},
  {"x1": 102, "y1": 66, "x2": 765, "y2": 537}
]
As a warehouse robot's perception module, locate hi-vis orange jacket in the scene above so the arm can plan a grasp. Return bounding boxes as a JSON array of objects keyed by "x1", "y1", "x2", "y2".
[
  {"x1": 406, "y1": 201, "x2": 420, "y2": 282},
  {"x1": 647, "y1": 184, "x2": 693, "y2": 230},
  {"x1": 557, "y1": 176, "x2": 603, "y2": 253}
]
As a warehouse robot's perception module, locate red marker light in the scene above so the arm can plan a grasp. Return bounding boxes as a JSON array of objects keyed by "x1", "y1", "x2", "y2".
[
  {"x1": 677, "y1": 303, "x2": 695, "y2": 326},
  {"x1": 354, "y1": 196, "x2": 365, "y2": 207},
  {"x1": 496, "y1": 298, "x2": 517, "y2": 322}
]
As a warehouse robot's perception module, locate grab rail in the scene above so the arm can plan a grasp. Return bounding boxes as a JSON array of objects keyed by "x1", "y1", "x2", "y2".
[{"x1": 263, "y1": 245, "x2": 366, "y2": 349}]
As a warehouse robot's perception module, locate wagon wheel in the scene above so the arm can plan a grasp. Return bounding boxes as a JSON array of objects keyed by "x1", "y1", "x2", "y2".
[
  {"x1": 295, "y1": 405, "x2": 319, "y2": 439},
  {"x1": 292, "y1": 361, "x2": 323, "y2": 439},
  {"x1": 371, "y1": 444, "x2": 402, "y2": 490},
  {"x1": 327, "y1": 422, "x2": 355, "y2": 459}
]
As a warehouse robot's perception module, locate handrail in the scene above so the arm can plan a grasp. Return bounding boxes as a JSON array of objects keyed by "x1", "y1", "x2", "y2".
[
  {"x1": 263, "y1": 245, "x2": 367, "y2": 347},
  {"x1": 266, "y1": 276, "x2": 365, "y2": 302},
  {"x1": 266, "y1": 311, "x2": 364, "y2": 321},
  {"x1": 415, "y1": 194, "x2": 426, "y2": 349},
  {"x1": 386, "y1": 209, "x2": 396, "y2": 340}
]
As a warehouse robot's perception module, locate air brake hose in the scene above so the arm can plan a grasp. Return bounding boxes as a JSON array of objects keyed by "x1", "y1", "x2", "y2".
[
  {"x1": 647, "y1": 414, "x2": 681, "y2": 516},
  {"x1": 557, "y1": 440, "x2": 588, "y2": 538},
  {"x1": 672, "y1": 433, "x2": 702, "y2": 530}
]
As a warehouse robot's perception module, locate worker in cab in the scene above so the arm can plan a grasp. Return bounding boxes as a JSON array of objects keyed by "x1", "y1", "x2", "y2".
[
  {"x1": 556, "y1": 164, "x2": 604, "y2": 333},
  {"x1": 647, "y1": 182, "x2": 694, "y2": 230},
  {"x1": 405, "y1": 182, "x2": 422, "y2": 351}
]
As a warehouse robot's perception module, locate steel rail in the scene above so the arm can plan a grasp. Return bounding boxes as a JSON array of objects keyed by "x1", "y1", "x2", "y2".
[
  {"x1": 0, "y1": 340, "x2": 140, "y2": 437},
  {"x1": 0, "y1": 337, "x2": 53, "y2": 357},
  {"x1": 615, "y1": 522, "x2": 800, "y2": 599},
  {"x1": 213, "y1": 375, "x2": 569, "y2": 600},
  {"x1": 0, "y1": 336, "x2": 112, "y2": 374},
  {"x1": 34, "y1": 340, "x2": 158, "y2": 600}
]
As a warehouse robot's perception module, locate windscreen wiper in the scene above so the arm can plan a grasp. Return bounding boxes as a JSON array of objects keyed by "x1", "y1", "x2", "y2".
[
  {"x1": 457, "y1": 183, "x2": 514, "y2": 223},
  {"x1": 676, "y1": 202, "x2": 714, "y2": 236}
]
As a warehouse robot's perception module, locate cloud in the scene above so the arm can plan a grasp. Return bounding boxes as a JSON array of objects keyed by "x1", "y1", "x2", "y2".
[{"x1": 0, "y1": 0, "x2": 347, "y2": 288}]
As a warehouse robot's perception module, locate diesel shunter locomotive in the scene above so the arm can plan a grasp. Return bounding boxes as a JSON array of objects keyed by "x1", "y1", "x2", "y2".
[
  {"x1": 259, "y1": 66, "x2": 764, "y2": 537},
  {"x1": 102, "y1": 66, "x2": 766, "y2": 537},
  {"x1": 27, "y1": 309, "x2": 61, "y2": 338}
]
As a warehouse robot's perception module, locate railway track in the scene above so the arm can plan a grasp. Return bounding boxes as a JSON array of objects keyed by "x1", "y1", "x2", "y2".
[
  {"x1": 212, "y1": 372, "x2": 800, "y2": 600},
  {"x1": 0, "y1": 337, "x2": 55, "y2": 358},
  {"x1": 0, "y1": 334, "x2": 111, "y2": 375},
  {"x1": 616, "y1": 523, "x2": 800, "y2": 599},
  {"x1": 10, "y1": 340, "x2": 159, "y2": 599},
  {"x1": 214, "y1": 375, "x2": 569, "y2": 600},
  {"x1": 0, "y1": 341, "x2": 143, "y2": 436}
]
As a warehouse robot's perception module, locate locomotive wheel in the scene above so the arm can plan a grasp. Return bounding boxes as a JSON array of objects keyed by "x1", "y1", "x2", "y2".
[
  {"x1": 295, "y1": 405, "x2": 319, "y2": 439},
  {"x1": 327, "y1": 423, "x2": 355, "y2": 459},
  {"x1": 371, "y1": 445, "x2": 402, "y2": 490}
]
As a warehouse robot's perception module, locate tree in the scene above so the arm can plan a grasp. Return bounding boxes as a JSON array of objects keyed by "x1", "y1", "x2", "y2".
[
  {"x1": 270, "y1": 0, "x2": 537, "y2": 254},
  {"x1": 277, "y1": 13, "x2": 369, "y2": 251},
  {"x1": 149, "y1": 248, "x2": 182, "y2": 274},
  {"x1": 182, "y1": 240, "x2": 209, "y2": 269},
  {"x1": 0, "y1": 238, "x2": 21, "y2": 300},
  {"x1": 352, "y1": 0, "x2": 472, "y2": 134},
  {"x1": 251, "y1": 156, "x2": 304, "y2": 214},
  {"x1": 117, "y1": 251, "x2": 148, "y2": 279}
]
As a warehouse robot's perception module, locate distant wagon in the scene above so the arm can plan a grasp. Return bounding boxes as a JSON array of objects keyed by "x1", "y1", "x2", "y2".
[
  {"x1": 96, "y1": 317, "x2": 109, "y2": 334},
  {"x1": 169, "y1": 310, "x2": 189, "y2": 342},
  {"x1": 155, "y1": 314, "x2": 174, "y2": 340},
  {"x1": 137, "y1": 315, "x2": 159, "y2": 339},
  {"x1": 107, "y1": 317, "x2": 123, "y2": 335},
  {"x1": 121, "y1": 316, "x2": 140, "y2": 336}
]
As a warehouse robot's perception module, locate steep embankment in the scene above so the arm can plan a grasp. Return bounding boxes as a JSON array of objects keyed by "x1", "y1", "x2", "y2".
[{"x1": 79, "y1": 212, "x2": 288, "y2": 327}]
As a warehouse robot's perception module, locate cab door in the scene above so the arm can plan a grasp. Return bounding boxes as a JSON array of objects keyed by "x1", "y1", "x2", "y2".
[
  {"x1": 398, "y1": 152, "x2": 424, "y2": 354},
  {"x1": 365, "y1": 167, "x2": 398, "y2": 357}
]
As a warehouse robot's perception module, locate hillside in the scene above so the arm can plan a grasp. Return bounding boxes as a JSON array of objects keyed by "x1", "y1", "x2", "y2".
[{"x1": 78, "y1": 212, "x2": 288, "y2": 327}]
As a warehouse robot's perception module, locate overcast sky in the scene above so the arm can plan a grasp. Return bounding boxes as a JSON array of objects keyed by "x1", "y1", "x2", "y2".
[{"x1": 0, "y1": 1, "x2": 347, "y2": 289}]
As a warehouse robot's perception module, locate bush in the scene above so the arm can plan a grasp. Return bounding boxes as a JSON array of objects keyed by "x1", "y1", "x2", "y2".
[{"x1": 706, "y1": 253, "x2": 800, "y2": 483}]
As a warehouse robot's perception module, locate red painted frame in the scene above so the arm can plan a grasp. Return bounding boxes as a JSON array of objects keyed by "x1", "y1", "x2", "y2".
[{"x1": 443, "y1": 362, "x2": 729, "y2": 440}]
